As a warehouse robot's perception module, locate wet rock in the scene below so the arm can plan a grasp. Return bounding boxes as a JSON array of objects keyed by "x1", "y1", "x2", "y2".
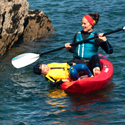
[
  {"x1": 0, "y1": 0, "x2": 29, "y2": 57},
  {"x1": 23, "y1": 10, "x2": 54, "y2": 42},
  {"x1": 0, "y1": 0, "x2": 54, "y2": 57}
]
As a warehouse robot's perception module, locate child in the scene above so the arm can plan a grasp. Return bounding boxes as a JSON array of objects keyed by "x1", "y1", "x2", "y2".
[{"x1": 33, "y1": 63, "x2": 93, "y2": 87}]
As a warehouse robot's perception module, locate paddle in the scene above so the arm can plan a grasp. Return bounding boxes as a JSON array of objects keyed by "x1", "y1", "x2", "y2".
[{"x1": 12, "y1": 26, "x2": 125, "y2": 68}]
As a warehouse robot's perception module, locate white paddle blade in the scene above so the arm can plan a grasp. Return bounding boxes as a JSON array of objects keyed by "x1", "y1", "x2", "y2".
[{"x1": 11, "y1": 53, "x2": 40, "y2": 68}]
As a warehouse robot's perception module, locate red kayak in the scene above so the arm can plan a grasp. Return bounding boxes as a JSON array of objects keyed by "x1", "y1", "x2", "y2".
[{"x1": 60, "y1": 54, "x2": 113, "y2": 94}]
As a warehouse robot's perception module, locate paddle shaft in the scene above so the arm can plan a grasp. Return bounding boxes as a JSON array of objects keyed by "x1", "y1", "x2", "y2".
[{"x1": 40, "y1": 27, "x2": 124, "y2": 57}]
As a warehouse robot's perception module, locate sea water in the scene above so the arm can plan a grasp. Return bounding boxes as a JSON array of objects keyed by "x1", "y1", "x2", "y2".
[{"x1": 0, "y1": 0, "x2": 125, "y2": 124}]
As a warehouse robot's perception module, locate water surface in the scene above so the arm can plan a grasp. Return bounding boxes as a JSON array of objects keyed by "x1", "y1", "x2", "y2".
[{"x1": 0, "y1": 0, "x2": 125, "y2": 124}]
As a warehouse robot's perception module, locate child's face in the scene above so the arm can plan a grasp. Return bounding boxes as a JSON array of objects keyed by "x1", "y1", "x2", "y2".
[
  {"x1": 41, "y1": 64, "x2": 50, "y2": 75},
  {"x1": 82, "y1": 17, "x2": 93, "y2": 32}
]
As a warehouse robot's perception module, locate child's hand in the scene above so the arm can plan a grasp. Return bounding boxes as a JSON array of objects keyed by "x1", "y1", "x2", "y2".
[{"x1": 62, "y1": 78, "x2": 70, "y2": 82}]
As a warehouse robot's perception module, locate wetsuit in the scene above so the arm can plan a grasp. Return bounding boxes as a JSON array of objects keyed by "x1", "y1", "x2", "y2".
[{"x1": 67, "y1": 30, "x2": 113, "y2": 72}]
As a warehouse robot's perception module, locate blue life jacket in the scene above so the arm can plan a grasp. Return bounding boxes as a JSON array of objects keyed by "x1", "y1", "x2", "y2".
[{"x1": 73, "y1": 30, "x2": 98, "y2": 59}]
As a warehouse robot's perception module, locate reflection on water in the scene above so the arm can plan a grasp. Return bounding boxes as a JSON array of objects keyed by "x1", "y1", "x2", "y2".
[
  {"x1": 47, "y1": 89, "x2": 67, "y2": 99},
  {"x1": 68, "y1": 83, "x2": 115, "y2": 107},
  {"x1": 43, "y1": 83, "x2": 114, "y2": 124},
  {"x1": 44, "y1": 89, "x2": 68, "y2": 115},
  {"x1": 45, "y1": 83, "x2": 114, "y2": 107},
  {"x1": 66, "y1": 83, "x2": 115, "y2": 125}
]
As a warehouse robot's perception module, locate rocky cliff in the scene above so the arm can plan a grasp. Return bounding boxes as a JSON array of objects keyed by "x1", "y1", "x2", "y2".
[{"x1": 0, "y1": 0, "x2": 54, "y2": 57}]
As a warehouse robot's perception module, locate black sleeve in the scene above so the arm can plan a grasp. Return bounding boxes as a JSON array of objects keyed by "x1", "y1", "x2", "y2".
[
  {"x1": 100, "y1": 41, "x2": 113, "y2": 54},
  {"x1": 95, "y1": 38, "x2": 113, "y2": 54},
  {"x1": 45, "y1": 77, "x2": 63, "y2": 87}
]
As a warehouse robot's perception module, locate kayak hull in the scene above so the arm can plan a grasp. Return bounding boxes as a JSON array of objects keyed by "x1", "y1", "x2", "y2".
[{"x1": 61, "y1": 54, "x2": 113, "y2": 94}]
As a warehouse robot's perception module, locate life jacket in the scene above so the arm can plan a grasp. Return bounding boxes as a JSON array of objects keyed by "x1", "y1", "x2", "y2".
[
  {"x1": 73, "y1": 30, "x2": 98, "y2": 59},
  {"x1": 45, "y1": 63, "x2": 70, "y2": 82}
]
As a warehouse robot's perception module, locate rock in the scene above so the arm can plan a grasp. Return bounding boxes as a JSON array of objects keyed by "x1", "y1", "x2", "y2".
[
  {"x1": 0, "y1": 0, "x2": 29, "y2": 57},
  {"x1": 0, "y1": 0, "x2": 54, "y2": 57},
  {"x1": 23, "y1": 10, "x2": 54, "y2": 42}
]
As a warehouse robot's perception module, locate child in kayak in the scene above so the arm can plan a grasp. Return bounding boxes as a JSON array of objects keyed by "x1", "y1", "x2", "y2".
[
  {"x1": 33, "y1": 63, "x2": 93, "y2": 87},
  {"x1": 65, "y1": 13, "x2": 113, "y2": 76}
]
